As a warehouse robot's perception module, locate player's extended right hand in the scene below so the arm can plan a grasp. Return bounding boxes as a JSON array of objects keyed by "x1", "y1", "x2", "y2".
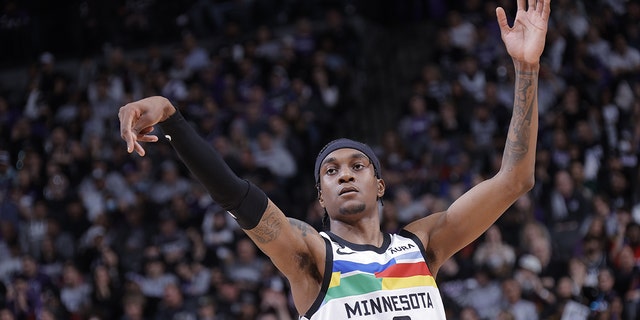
[{"x1": 118, "y1": 96, "x2": 176, "y2": 156}]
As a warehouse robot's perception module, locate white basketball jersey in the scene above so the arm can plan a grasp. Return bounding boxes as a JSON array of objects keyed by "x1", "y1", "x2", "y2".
[{"x1": 300, "y1": 230, "x2": 447, "y2": 320}]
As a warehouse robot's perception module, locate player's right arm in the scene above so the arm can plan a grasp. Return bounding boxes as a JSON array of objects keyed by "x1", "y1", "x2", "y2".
[
  {"x1": 245, "y1": 202, "x2": 327, "y2": 313},
  {"x1": 119, "y1": 96, "x2": 327, "y2": 313}
]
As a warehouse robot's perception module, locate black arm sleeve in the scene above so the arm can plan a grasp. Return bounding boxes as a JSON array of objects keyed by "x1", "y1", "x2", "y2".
[{"x1": 158, "y1": 110, "x2": 267, "y2": 229}]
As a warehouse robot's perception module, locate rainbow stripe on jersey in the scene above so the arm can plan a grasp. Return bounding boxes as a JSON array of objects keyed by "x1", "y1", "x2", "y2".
[{"x1": 300, "y1": 230, "x2": 446, "y2": 320}]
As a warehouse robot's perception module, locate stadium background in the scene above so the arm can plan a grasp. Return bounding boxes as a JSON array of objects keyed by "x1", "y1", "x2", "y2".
[{"x1": 0, "y1": 0, "x2": 639, "y2": 319}]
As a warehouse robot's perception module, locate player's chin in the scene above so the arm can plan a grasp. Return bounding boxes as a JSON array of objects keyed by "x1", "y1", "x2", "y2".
[{"x1": 338, "y1": 202, "x2": 366, "y2": 216}]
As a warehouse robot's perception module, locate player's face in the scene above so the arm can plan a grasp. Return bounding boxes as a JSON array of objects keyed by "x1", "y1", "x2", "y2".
[{"x1": 317, "y1": 148, "x2": 384, "y2": 219}]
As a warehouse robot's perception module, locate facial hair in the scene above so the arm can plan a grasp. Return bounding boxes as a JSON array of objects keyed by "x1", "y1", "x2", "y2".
[{"x1": 339, "y1": 203, "x2": 366, "y2": 215}]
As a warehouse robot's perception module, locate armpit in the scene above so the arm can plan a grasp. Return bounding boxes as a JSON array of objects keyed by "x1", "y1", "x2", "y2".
[{"x1": 294, "y1": 251, "x2": 323, "y2": 284}]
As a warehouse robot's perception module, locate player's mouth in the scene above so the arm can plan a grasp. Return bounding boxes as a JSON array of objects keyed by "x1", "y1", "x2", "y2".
[{"x1": 339, "y1": 186, "x2": 358, "y2": 195}]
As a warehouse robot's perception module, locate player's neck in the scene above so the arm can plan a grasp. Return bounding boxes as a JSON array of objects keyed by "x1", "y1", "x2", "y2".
[{"x1": 329, "y1": 217, "x2": 384, "y2": 247}]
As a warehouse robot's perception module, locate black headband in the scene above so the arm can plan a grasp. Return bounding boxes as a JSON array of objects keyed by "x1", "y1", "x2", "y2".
[{"x1": 314, "y1": 138, "x2": 381, "y2": 184}]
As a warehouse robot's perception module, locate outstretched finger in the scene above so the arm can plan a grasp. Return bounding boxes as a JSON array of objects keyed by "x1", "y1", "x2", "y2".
[
  {"x1": 540, "y1": 0, "x2": 551, "y2": 18},
  {"x1": 517, "y1": 0, "x2": 526, "y2": 11},
  {"x1": 136, "y1": 126, "x2": 158, "y2": 143},
  {"x1": 134, "y1": 128, "x2": 159, "y2": 156},
  {"x1": 137, "y1": 135, "x2": 158, "y2": 143},
  {"x1": 528, "y1": 0, "x2": 536, "y2": 11},
  {"x1": 496, "y1": 7, "x2": 510, "y2": 33},
  {"x1": 133, "y1": 141, "x2": 146, "y2": 157}
]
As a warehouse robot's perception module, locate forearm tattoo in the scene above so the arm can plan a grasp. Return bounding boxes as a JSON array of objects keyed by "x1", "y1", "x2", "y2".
[
  {"x1": 505, "y1": 70, "x2": 537, "y2": 165},
  {"x1": 250, "y1": 210, "x2": 282, "y2": 244}
]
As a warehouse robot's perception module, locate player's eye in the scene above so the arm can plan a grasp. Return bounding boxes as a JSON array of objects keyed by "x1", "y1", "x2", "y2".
[{"x1": 326, "y1": 167, "x2": 338, "y2": 175}]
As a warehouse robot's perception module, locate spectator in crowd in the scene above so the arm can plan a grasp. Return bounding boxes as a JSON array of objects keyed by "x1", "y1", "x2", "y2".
[
  {"x1": 446, "y1": 10, "x2": 478, "y2": 53},
  {"x1": 175, "y1": 259, "x2": 211, "y2": 299},
  {"x1": 154, "y1": 282, "x2": 197, "y2": 320},
  {"x1": 59, "y1": 262, "x2": 92, "y2": 318},
  {"x1": 126, "y1": 253, "x2": 178, "y2": 302},
  {"x1": 78, "y1": 160, "x2": 135, "y2": 221},
  {"x1": 149, "y1": 161, "x2": 191, "y2": 207},
  {"x1": 457, "y1": 55, "x2": 487, "y2": 103},
  {"x1": 90, "y1": 264, "x2": 122, "y2": 319},
  {"x1": 451, "y1": 265, "x2": 504, "y2": 319},
  {"x1": 257, "y1": 287, "x2": 293, "y2": 320},
  {"x1": 458, "y1": 306, "x2": 481, "y2": 320},
  {"x1": 515, "y1": 253, "x2": 556, "y2": 309},
  {"x1": 546, "y1": 276, "x2": 584, "y2": 317},
  {"x1": 195, "y1": 295, "x2": 219, "y2": 320},
  {"x1": 110, "y1": 205, "x2": 151, "y2": 273},
  {"x1": 391, "y1": 185, "x2": 428, "y2": 225},
  {"x1": 578, "y1": 234, "x2": 610, "y2": 291},
  {"x1": 0, "y1": 242, "x2": 21, "y2": 286},
  {"x1": 473, "y1": 225, "x2": 517, "y2": 278},
  {"x1": 397, "y1": 94, "x2": 436, "y2": 159},
  {"x1": 200, "y1": 208, "x2": 234, "y2": 264},
  {"x1": 500, "y1": 277, "x2": 539, "y2": 320},
  {"x1": 224, "y1": 238, "x2": 266, "y2": 291},
  {"x1": 251, "y1": 130, "x2": 297, "y2": 182},
  {"x1": 612, "y1": 244, "x2": 640, "y2": 319},
  {"x1": 0, "y1": 151, "x2": 18, "y2": 230},
  {"x1": 605, "y1": 34, "x2": 640, "y2": 79},
  {"x1": 542, "y1": 169, "x2": 592, "y2": 260},
  {"x1": 4, "y1": 273, "x2": 40, "y2": 320},
  {"x1": 120, "y1": 293, "x2": 147, "y2": 320},
  {"x1": 152, "y1": 213, "x2": 190, "y2": 266},
  {"x1": 212, "y1": 279, "x2": 243, "y2": 319},
  {"x1": 588, "y1": 268, "x2": 621, "y2": 318}
]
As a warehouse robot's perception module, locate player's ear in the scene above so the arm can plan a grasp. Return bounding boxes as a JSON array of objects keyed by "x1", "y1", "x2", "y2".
[
  {"x1": 376, "y1": 179, "x2": 385, "y2": 198},
  {"x1": 317, "y1": 184, "x2": 325, "y2": 206}
]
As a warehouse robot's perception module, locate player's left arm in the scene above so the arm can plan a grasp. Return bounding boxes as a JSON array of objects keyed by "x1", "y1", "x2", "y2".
[
  {"x1": 404, "y1": 0, "x2": 549, "y2": 274},
  {"x1": 406, "y1": 64, "x2": 538, "y2": 274}
]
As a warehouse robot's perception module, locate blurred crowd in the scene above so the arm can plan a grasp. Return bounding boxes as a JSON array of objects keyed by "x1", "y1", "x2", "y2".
[{"x1": 0, "y1": 0, "x2": 640, "y2": 319}]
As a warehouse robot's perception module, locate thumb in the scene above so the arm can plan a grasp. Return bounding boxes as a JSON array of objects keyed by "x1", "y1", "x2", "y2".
[{"x1": 496, "y1": 7, "x2": 510, "y2": 35}]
